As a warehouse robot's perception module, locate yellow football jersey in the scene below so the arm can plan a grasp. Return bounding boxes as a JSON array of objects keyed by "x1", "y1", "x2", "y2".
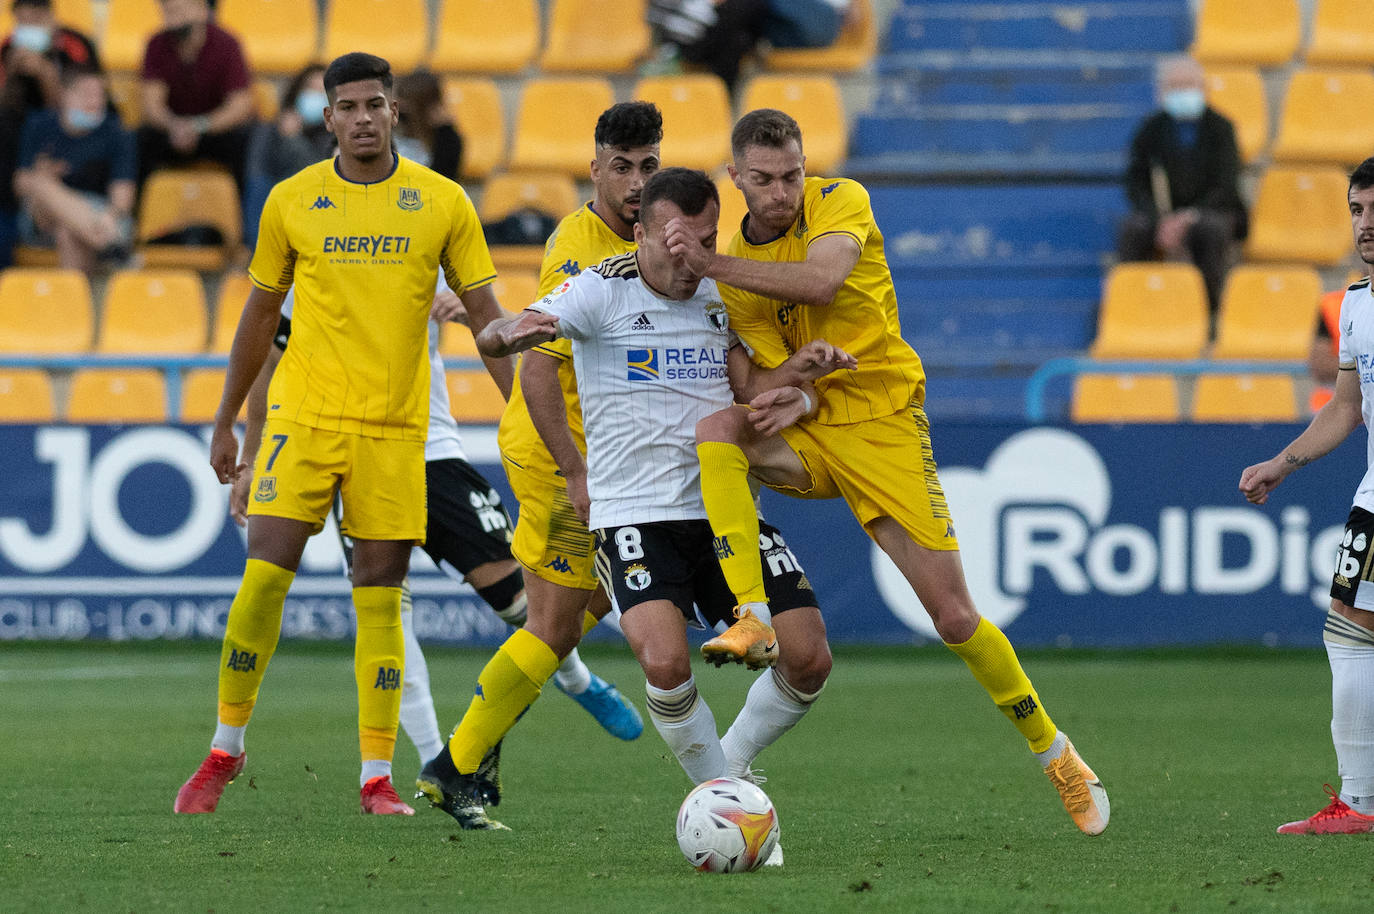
[
  {"x1": 498, "y1": 202, "x2": 637, "y2": 473},
  {"x1": 250, "y1": 156, "x2": 496, "y2": 441},
  {"x1": 722, "y1": 176, "x2": 925, "y2": 425}
]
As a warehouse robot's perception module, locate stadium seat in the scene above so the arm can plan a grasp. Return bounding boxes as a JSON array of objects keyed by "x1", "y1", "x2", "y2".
[
  {"x1": 1203, "y1": 66, "x2": 1268, "y2": 163},
  {"x1": 0, "y1": 0, "x2": 94, "y2": 41},
  {"x1": 1089, "y1": 262, "x2": 1209, "y2": 360},
  {"x1": 323, "y1": 0, "x2": 427, "y2": 74},
  {"x1": 739, "y1": 75, "x2": 847, "y2": 175},
  {"x1": 1307, "y1": 0, "x2": 1374, "y2": 66},
  {"x1": 178, "y1": 367, "x2": 243, "y2": 423},
  {"x1": 765, "y1": 0, "x2": 877, "y2": 73},
  {"x1": 1192, "y1": 0, "x2": 1301, "y2": 67},
  {"x1": 11, "y1": 246, "x2": 59, "y2": 267},
  {"x1": 429, "y1": 0, "x2": 539, "y2": 74},
  {"x1": 0, "y1": 268, "x2": 94, "y2": 353},
  {"x1": 66, "y1": 368, "x2": 168, "y2": 423},
  {"x1": 107, "y1": 72, "x2": 142, "y2": 126},
  {"x1": 97, "y1": 269, "x2": 208, "y2": 354},
  {"x1": 491, "y1": 270, "x2": 542, "y2": 314},
  {"x1": 509, "y1": 77, "x2": 616, "y2": 176},
  {"x1": 218, "y1": 0, "x2": 318, "y2": 75},
  {"x1": 102, "y1": 0, "x2": 164, "y2": 72},
  {"x1": 1070, "y1": 374, "x2": 1181, "y2": 423},
  {"x1": 442, "y1": 78, "x2": 505, "y2": 179},
  {"x1": 0, "y1": 369, "x2": 56, "y2": 423},
  {"x1": 479, "y1": 172, "x2": 580, "y2": 224},
  {"x1": 1273, "y1": 67, "x2": 1374, "y2": 165},
  {"x1": 445, "y1": 369, "x2": 506, "y2": 422},
  {"x1": 136, "y1": 169, "x2": 242, "y2": 270},
  {"x1": 715, "y1": 172, "x2": 749, "y2": 240},
  {"x1": 1211, "y1": 265, "x2": 1322, "y2": 361},
  {"x1": 252, "y1": 78, "x2": 280, "y2": 120},
  {"x1": 540, "y1": 0, "x2": 651, "y2": 74},
  {"x1": 633, "y1": 75, "x2": 732, "y2": 173},
  {"x1": 210, "y1": 274, "x2": 254, "y2": 353},
  {"x1": 1191, "y1": 373, "x2": 1299, "y2": 422},
  {"x1": 1244, "y1": 165, "x2": 1351, "y2": 265}
]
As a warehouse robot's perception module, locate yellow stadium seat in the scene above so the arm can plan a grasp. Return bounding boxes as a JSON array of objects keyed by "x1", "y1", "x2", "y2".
[
  {"x1": 492, "y1": 269, "x2": 542, "y2": 313},
  {"x1": 136, "y1": 169, "x2": 242, "y2": 270},
  {"x1": 218, "y1": 0, "x2": 319, "y2": 75},
  {"x1": 739, "y1": 74, "x2": 848, "y2": 175},
  {"x1": 715, "y1": 171, "x2": 749, "y2": 240},
  {"x1": 634, "y1": 74, "x2": 732, "y2": 172},
  {"x1": 107, "y1": 72, "x2": 142, "y2": 127},
  {"x1": 322, "y1": 0, "x2": 427, "y2": 74},
  {"x1": 1192, "y1": 0, "x2": 1301, "y2": 67},
  {"x1": 252, "y1": 78, "x2": 280, "y2": 121},
  {"x1": 1307, "y1": 0, "x2": 1374, "y2": 66},
  {"x1": 479, "y1": 172, "x2": 580, "y2": 223},
  {"x1": 211, "y1": 274, "x2": 255, "y2": 353},
  {"x1": 66, "y1": 368, "x2": 168, "y2": 423},
  {"x1": 97, "y1": 269, "x2": 208, "y2": 354},
  {"x1": 1211, "y1": 265, "x2": 1323, "y2": 360},
  {"x1": 1244, "y1": 165, "x2": 1351, "y2": 265},
  {"x1": 0, "y1": 0, "x2": 93, "y2": 39},
  {"x1": 540, "y1": 0, "x2": 650, "y2": 74},
  {"x1": 443, "y1": 78, "x2": 505, "y2": 179},
  {"x1": 765, "y1": 0, "x2": 877, "y2": 73},
  {"x1": 1191, "y1": 373, "x2": 1299, "y2": 422},
  {"x1": 1273, "y1": 67, "x2": 1374, "y2": 165},
  {"x1": 11, "y1": 246, "x2": 59, "y2": 267},
  {"x1": 178, "y1": 368, "x2": 244, "y2": 423},
  {"x1": 509, "y1": 77, "x2": 616, "y2": 176},
  {"x1": 1090, "y1": 263, "x2": 1209, "y2": 360},
  {"x1": 0, "y1": 369, "x2": 56, "y2": 423},
  {"x1": 103, "y1": 0, "x2": 164, "y2": 72},
  {"x1": 1071, "y1": 374, "x2": 1181, "y2": 423},
  {"x1": 446, "y1": 369, "x2": 506, "y2": 422},
  {"x1": 1203, "y1": 66, "x2": 1268, "y2": 163},
  {"x1": 429, "y1": 0, "x2": 539, "y2": 74},
  {"x1": 0, "y1": 268, "x2": 94, "y2": 353}
]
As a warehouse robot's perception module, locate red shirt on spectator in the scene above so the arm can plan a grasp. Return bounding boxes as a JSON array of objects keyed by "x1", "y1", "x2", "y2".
[{"x1": 140, "y1": 22, "x2": 250, "y2": 117}]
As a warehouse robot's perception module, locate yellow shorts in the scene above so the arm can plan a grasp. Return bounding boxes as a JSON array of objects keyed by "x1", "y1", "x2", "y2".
[
  {"x1": 247, "y1": 417, "x2": 426, "y2": 541},
  {"x1": 503, "y1": 456, "x2": 599, "y2": 590},
  {"x1": 772, "y1": 400, "x2": 959, "y2": 551}
]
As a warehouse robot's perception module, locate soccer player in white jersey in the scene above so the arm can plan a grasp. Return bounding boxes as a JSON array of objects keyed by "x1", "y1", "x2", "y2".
[
  {"x1": 1240, "y1": 155, "x2": 1374, "y2": 834},
  {"x1": 445, "y1": 169, "x2": 854, "y2": 857}
]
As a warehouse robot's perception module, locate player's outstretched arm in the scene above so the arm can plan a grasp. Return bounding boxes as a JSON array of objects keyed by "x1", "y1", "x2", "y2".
[
  {"x1": 475, "y1": 309, "x2": 560, "y2": 359},
  {"x1": 522, "y1": 351, "x2": 591, "y2": 523},
  {"x1": 229, "y1": 344, "x2": 281, "y2": 527},
  {"x1": 459, "y1": 283, "x2": 519, "y2": 399},
  {"x1": 211, "y1": 285, "x2": 286, "y2": 484},
  {"x1": 1240, "y1": 366, "x2": 1364, "y2": 505},
  {"x1": 726, "y1": 339, "x2": 854, "y2": 405}
]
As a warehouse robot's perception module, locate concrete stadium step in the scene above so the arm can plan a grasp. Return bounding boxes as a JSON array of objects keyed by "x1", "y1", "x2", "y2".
[
  {"x1": 874, "y1": 59, "x2": 1155, "y2": 106},
  {"x1": 885, "y1": 3, "x2": 1191, "y2": 55}
]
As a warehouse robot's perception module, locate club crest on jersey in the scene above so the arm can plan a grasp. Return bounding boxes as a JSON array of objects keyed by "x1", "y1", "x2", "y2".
[
  {"x1": 705, "y1": 301, "x2": 728, "y2": 333},
  {"x1": 626, "y1": 348, "x2": 660, "y2": 381},
  {"x1": 397, "y1": 187, "x2": 422, "y2": 211},
  {"x1": 624, "y1": 563, "x2": 652, "y2": 591},
  {"x1": 254, "y1": 476, "x2": 277, "y2": 502}
]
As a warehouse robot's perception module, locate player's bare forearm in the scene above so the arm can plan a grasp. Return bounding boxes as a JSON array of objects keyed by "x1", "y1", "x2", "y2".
[
  {"x1": 1240, "y1": 368, "x2": 1363, "y2": 504},
  {"x1": 522, "y1": 351, "x2": 586, "y2": 482},
  {"x1": 212, "y1": 286, "x2": 284, "y2": 481},
  {"x1": 704, "y1": 235, "x2": 860, "y2": 306},
  {"x1": 726, "y1": 342, "x2": 853, "y2": 405},
  {"x1": 476, "y1": 310, "x2": 560, "y2": 358},
  {"x1": 241, "y1": 346, "x2": 280, "y2": 464}
]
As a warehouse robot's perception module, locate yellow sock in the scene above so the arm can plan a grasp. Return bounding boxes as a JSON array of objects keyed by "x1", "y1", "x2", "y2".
[
  {"x1": 581, "y1": 611, "x2": 598, "y2": 638},
  {"x1": 448, "y1": 628, "x2": 559, "y2": 773},
  {"x1": 217, "y1": 559, "x2": 294, "y2": 726},
  {"x1": 696, "y1": 441, "x2": 766, "y2": 605},
  {"x1": 354, "y1": 585, "x2": 404, "y2": 763},
  {"x1": 947, "y1": 617, "x2": 1057, "y2": 753}
]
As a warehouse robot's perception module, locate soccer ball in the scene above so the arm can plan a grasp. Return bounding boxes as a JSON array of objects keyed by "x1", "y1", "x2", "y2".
[{"x1": 675, "y1": 777, "x2": 780, "y2": 873}]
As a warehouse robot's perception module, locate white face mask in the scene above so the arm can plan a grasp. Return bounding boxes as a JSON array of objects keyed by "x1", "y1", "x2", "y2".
[
  {"x1": 1162, "y1": 88, "x2": 1206, "y2": 121},
  {"x1": 11, "y1": 24, "x2": 53, "y2": 53},
  {"x1": 294, "y1": 89, "x2": 328, "y2": 127}
]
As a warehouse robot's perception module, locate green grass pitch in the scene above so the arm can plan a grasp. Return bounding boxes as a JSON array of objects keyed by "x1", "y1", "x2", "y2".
[{"x1": 1, "y1": 642, "x2": 1371, "y2": 913}]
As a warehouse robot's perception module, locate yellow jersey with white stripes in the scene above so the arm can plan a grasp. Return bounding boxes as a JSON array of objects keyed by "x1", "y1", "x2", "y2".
[
  {"x1": 249, "y1": 156, "x2": 496, "y2": 441},
  {"x1": 497, "y1": 202, "x2": 637, "y2": 474},
  {"x1": 721, "y1": 176, "x2": 925, "y2": 425}
]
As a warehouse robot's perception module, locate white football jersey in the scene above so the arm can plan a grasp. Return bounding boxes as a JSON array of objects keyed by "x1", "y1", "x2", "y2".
[
  {"x1": 532, "y1": 251, "x2": 735, "y2": 529},
  {"x1": 1338, "y1": 278, "x2": 1374, "y2": 512}
]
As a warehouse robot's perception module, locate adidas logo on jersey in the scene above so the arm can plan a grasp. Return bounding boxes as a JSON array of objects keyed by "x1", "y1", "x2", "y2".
[{"x1": 632, "y1": 313, "x2": 654, "y2": 330}]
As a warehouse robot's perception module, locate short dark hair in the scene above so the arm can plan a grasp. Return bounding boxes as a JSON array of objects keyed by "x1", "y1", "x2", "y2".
[
  {"x1": 323, "y1": 52, "x2": 392, "y2": 102},
  {"x1": 1352, "y1": 157, "x2": 1374, "y2": 194},
  {"x1": 595, "y1": 101, "x2": 663, "y2": 150},
  {"x1": 639, "y1": 167, "x2": 718, "y2": 225},
  {"x1": 731, "y1": 108, "x2": 803, "y2": 159}
]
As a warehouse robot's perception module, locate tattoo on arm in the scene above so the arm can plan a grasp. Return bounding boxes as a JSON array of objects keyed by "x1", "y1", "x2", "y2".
[{"x1": 1284, "y1": 453, "x2": 1312, "y2": 468}]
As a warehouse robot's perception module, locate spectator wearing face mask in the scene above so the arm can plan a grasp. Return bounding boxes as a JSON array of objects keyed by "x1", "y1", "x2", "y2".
[
  {"x1": 242, "y1": 62, "x2": 332, "y2": 246},
  {"x1": 1118, "y1": 53, "x2": 1248, "y2": 317},
  {"x1": 393, "y1": 69, "x2": 462, "y2": 180}
]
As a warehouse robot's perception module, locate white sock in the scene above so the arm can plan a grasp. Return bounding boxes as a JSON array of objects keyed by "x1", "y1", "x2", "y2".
[
  {"x1": 1325, "y1": 611, "x2": 1374, "y2": 811},
  {"x1": 553, "y1": 647, "x2": 593, "y2": 694},
  {"x1": 360, "y1": 759, "x2": 392, "y2": 787},
  {"x1": 741, "y1": 600, "x2": 772, "y2": 626},
  {"x1": 398, "y1": 597, "x2": 444, "y2": 764},
  {"x1": 1034, "y1": 731, "x2": 1069, "y2": 768},
  {"x1": 721, "y1": 668, "x2": 820, "y2": 776},
  {"x1": 211, "y1": 722, "x2": 246, "y2": 757},
  {"x1": 645, "y1": 676, "x2": 726, "y2": 783}
]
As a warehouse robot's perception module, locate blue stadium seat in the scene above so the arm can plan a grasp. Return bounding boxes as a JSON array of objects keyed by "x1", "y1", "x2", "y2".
[{"x1": 885, "y1": 4, "x2": 1192, "y2": 55}]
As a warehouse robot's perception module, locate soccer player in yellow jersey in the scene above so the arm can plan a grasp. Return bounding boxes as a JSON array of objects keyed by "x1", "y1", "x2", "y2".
[
  {"x1": 415, "y1": 103, "x2": 662, "y2": 829},
  {"x1": 174, "y1": 53, "x2": 510, "y2": 816},
  {"x1": 667, "y1": 108, "x2": 1111, "y2": 836}
]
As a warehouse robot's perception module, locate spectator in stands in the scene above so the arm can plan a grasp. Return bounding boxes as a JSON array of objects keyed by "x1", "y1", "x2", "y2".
[
  {"x1": 1118, "y1": 54, "x2": 1247, "y2": 319},
  {"x1": 243, "y1": 62, "x2": 331, "y2": 244},
  {"x1": 393, "y1": 69, "x2": 463, "y2": 180},
  {"x1": 13, "y1": 64, "x2": 135, "y2": 272},
  {"x1": 137, "y1": 0, "x2": 255, "y2": 192},
  {"x1": 0, "y1": 0, "x2": 101, "y2": 266}
]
